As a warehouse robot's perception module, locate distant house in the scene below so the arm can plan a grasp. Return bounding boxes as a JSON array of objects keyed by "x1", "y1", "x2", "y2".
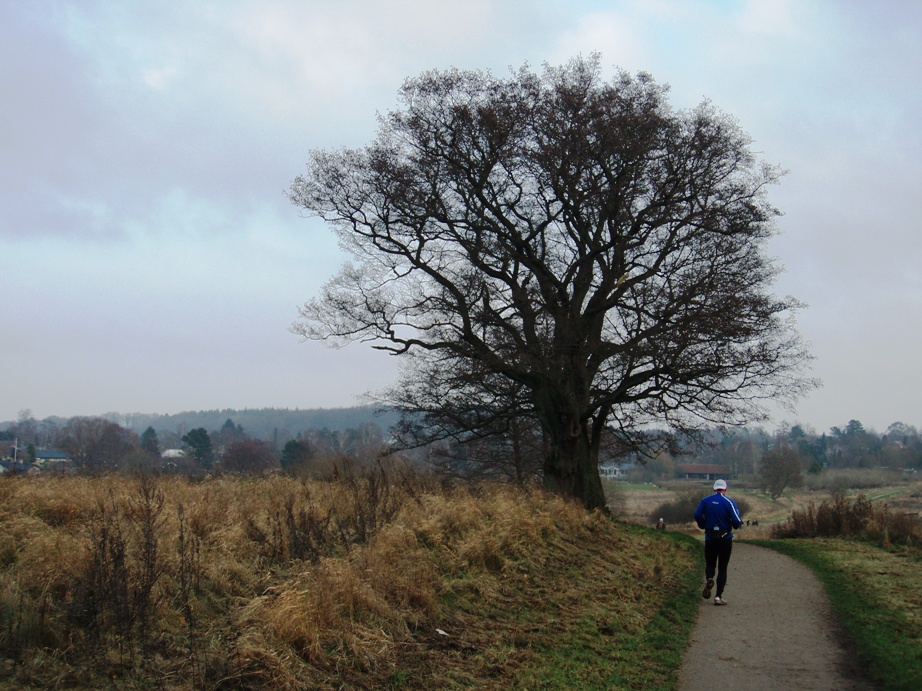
[
  {"x1": 599, "y1": 462, "x2": 635, "y2": 479},
  {"x1": 161, "y1": 449, "x2": 187, "y2": 459},
  {"x1": 676, "y1": 463, "x2": 731, "y2": 480},
  {"x1": 34, "y1": 449, "x2": 72, "y2": 470},
  {"x1": 0, "y1": 459, "x2": 41, "y2": 475},
  {"x1": 3, "y1": 447, "x2": 71, "y2": 472}
]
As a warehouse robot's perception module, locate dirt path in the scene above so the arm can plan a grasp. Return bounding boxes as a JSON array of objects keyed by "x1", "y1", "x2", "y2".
[{"x1": 678, "y1": 542, "x2": 876, "y2": 690}]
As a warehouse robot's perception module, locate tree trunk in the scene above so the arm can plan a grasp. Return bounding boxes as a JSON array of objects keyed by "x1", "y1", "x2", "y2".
[{"x1": 542, "y1": 421, "x2": 607, "y2": 511}]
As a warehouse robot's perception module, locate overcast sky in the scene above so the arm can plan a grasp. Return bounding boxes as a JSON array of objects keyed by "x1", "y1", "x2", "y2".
[{"x1": 2, "y1": 0, "x2": 919, "y2": 434}]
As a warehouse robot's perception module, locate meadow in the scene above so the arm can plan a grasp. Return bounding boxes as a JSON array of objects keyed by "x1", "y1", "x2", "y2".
[{"x1": 0, "y1": 467, "x2": 701, "y2": 689}]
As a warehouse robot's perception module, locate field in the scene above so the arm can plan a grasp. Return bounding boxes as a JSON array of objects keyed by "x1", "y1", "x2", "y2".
[
  {"x1": 0, "y1": 469, "x2": 703, "y2": 690},
  {"x1": 2, "y1": 468, "x2": 918, "y2": 689}
]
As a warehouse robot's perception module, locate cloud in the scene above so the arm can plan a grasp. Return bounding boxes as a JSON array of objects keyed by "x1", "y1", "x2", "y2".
[{"x1": 1, "y1": 0, "x2": 921, "y2": 433}]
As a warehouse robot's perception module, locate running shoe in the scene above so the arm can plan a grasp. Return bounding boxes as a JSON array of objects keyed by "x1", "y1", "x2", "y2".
[{"x1": 702, "y1": 578, "x2": 714, "y2": 599}]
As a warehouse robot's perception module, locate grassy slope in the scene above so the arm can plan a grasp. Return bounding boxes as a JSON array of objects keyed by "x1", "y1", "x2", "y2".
[
  {"x1": 749, "y1": 538, "x2": 922, "y2": 691},
  {"x1": 0, "y1": 475, "x2": 703, "y2": 689},
  {"x1": 403, "y1": 520, "x2": 703, "y2": 690}
]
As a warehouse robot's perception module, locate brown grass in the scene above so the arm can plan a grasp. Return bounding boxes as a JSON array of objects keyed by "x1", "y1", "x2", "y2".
[
  {"x1": 0, "y1": 471, "x2": 699, "y2": 689},
  {"x1": 772, "y1": 492, "x2": 922, "y2": 547}
]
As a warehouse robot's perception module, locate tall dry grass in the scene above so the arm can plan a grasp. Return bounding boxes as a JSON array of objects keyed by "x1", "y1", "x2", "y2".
[
  {"x1": 0, "y1": 467, "x2": 685, "y2": 689},
  {"x1": 0, "y1": 463, "x2": 430, "y2": 688}
]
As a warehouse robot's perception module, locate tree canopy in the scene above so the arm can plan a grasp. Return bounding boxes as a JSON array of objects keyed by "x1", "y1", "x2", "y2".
[{"x1": 290, "y1": 56, "x2": 815, "y2": 509}]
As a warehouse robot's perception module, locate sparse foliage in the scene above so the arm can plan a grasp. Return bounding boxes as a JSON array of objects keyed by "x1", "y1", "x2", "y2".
[
  {"x1": 220, "y1": 438, "x2": 279, "y2": 474},
  {"x1": 773, "y1": 492, "x2": 922, "y2": 547},
  {"x1": 290, "y1": 56, "x2": 815, "y2": 509},
  {"x1": 60, "y1": 416, "x2": 140, "y2": 472}
]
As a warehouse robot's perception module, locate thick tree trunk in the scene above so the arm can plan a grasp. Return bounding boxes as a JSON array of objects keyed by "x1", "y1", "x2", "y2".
[{"x1": 542, "y1": 421, "x2": 606, "y2": 511}]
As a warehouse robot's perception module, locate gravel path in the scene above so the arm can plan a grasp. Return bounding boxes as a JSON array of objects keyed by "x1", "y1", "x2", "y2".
[{"x1": 678, "y1": 542, "x2": 876, "y2": 690}]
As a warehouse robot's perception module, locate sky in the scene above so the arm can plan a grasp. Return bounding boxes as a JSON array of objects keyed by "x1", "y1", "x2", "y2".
[{"x1": 2, "y1": 0, "x2": 920, "y2": 435}]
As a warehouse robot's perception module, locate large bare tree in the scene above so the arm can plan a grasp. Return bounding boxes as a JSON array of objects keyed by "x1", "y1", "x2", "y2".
[{"x1": 290, "y1": 57, "x2": 815, "y2": 510}]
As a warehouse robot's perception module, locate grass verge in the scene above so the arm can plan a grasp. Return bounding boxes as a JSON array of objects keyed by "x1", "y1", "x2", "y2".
[
  {"x1": 749, "y1": 538, "x2": 922, "y2": 691},
  {"x1": 505, "y1": 525, "x2": 702, "y2": 690}
]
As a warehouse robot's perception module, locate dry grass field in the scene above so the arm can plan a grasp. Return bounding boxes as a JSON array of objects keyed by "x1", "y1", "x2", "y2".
[{"x1": 0, "y1": 469, "x2": 702, "y2": 689}]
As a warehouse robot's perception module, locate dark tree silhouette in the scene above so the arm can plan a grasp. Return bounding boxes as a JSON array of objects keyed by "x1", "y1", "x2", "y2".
[
  {"x1": 140, "y1": 426, "x2": 160, "y2": 456},
  {"x1": 181, "y1": 428, "x2": 213, "y2": 469},
  {"x1": 290, "y1": 56, "x2": 815, "y2": 510}
]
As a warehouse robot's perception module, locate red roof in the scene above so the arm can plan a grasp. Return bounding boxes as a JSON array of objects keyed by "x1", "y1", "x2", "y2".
[{"x1": 677, "y1": 463, "x2": 731, "y2": 474}]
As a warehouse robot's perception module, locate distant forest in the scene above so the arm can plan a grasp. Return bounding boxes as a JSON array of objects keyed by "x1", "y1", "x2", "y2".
[
  {"x1": 112, "y1": 406, "x2": 399, "y2": 441},
  {"x1": 1, "y1": 406, "x2": 398, "y2": 443}
]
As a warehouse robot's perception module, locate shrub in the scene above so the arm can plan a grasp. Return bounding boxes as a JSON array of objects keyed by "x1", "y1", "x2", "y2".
[
  {"x1": 773, "y1": 492, "x2": 922, "y2": 547},
  {"x1": 650, "y1": 490, "x2": 703, "y2": 526}
]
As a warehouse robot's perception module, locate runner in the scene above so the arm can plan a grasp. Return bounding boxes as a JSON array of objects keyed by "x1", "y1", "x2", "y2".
[{"x1": 693, "y1": 479, "x2": 743, "y2": 605}]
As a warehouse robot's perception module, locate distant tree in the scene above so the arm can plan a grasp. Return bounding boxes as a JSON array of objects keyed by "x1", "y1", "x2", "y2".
[
  {"x1": 280, "y1": 438, "x2": 314, "y2": 473},
  {"x1": 885, "y1": 421, "x2": 917, "y2": 441},
  {"x1": 37, "y1": 418, "x2": 59, "y2": 447},
  {"x1": 181, "y1": 428, "x2": 214, "y2": 469},
  {"x1": 289, "y1": 56, "x2": 815, "y2": 510},
  {"x1": 645, "y1": 450, "x2": 675, "y2": 481},
  {"x1": 220, "y1": 439, "x2": 279, "y2": 474},
  {"x1": 759, "y1": 442, "x2": 803, "y2": 499},
  {"x1": 828, "y1": 419, "x2": 881, "y2": 468},
  {"x1": 427, "y1": 417, "x2": 545, "y2": 484},
  {"x1": 15, "y1": 409, "x2": 37, "y2": 444},
  {"x1": 213, "y1": 418, "x2": 245, "y2": 453},
  {"x1": 140, "y1": 426, "x2": 160, "y2": 456},
  {"x1": 60, "y1": 416, "x2": 139, "y2": 472}
]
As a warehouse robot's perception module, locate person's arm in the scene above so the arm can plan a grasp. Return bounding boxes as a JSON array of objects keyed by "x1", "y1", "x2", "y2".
[{"x1": 728, "y1": 497, "x2": 743, "y2": 529}]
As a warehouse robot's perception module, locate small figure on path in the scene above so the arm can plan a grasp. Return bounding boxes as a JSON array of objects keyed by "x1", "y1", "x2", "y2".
[
  {"x1": 693, "y1": 479, "x2": 743, "y2": 606},
  {"x1": 656, "y1": 517, "x2": 666, "y2": 530}
]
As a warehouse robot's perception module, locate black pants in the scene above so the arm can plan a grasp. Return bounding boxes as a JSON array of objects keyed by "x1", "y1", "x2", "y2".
[{"x1": 704, "y1": 537, "x2": 733, "y2": 597}]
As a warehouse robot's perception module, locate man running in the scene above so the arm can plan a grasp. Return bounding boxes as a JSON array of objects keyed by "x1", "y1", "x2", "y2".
[{"x1": 694, "y1": 479, "x2": 743, "y2": 606}]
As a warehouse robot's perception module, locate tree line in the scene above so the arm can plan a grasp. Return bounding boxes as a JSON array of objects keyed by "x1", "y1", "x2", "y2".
[
  {"x1": 0, "y1": 409, "x2": 389, "y2": 475},
  {"x1": 3, "y1": 407, "x2": 918, "y2": 490}
]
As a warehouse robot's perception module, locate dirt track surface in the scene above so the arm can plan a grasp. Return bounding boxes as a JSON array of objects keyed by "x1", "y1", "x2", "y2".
[{"x1": 678, "y1": 542, "x2": 876, "y2": 691}]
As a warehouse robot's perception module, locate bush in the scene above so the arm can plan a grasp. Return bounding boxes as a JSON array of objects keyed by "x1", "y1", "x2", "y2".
[
  {"x1": 773, "y1": 492, "x2": 922, "y2": 547},
  {"x1": 650, "y1": 490, "x2": 703, "y2": 526}
]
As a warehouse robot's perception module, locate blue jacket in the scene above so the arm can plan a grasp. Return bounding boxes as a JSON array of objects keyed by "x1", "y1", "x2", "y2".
[{"x1": 694, "y1": 492, "x2": 743, "y2": 540}]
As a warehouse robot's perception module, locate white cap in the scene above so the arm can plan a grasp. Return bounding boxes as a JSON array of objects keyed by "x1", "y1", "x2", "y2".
[{"x1": 713, "y1": 479, "x2": 727, "y2": 491}]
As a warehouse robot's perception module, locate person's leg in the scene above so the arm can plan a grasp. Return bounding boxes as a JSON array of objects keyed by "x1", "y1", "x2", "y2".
[
  {"x1": 703, "y1": 540, "x2": 718, "y2": 598},
  {"x1": 714, "y1": 539, "x2": 733, "y2": 598}
]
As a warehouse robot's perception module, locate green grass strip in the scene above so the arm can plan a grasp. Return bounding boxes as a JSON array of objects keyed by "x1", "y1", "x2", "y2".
[
  {"x1": 515, "y1": 531, "x2": 703, "y2": 690},
  {"x1": 749, "y1": 539, "x2": 922, "y2": 691}
]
